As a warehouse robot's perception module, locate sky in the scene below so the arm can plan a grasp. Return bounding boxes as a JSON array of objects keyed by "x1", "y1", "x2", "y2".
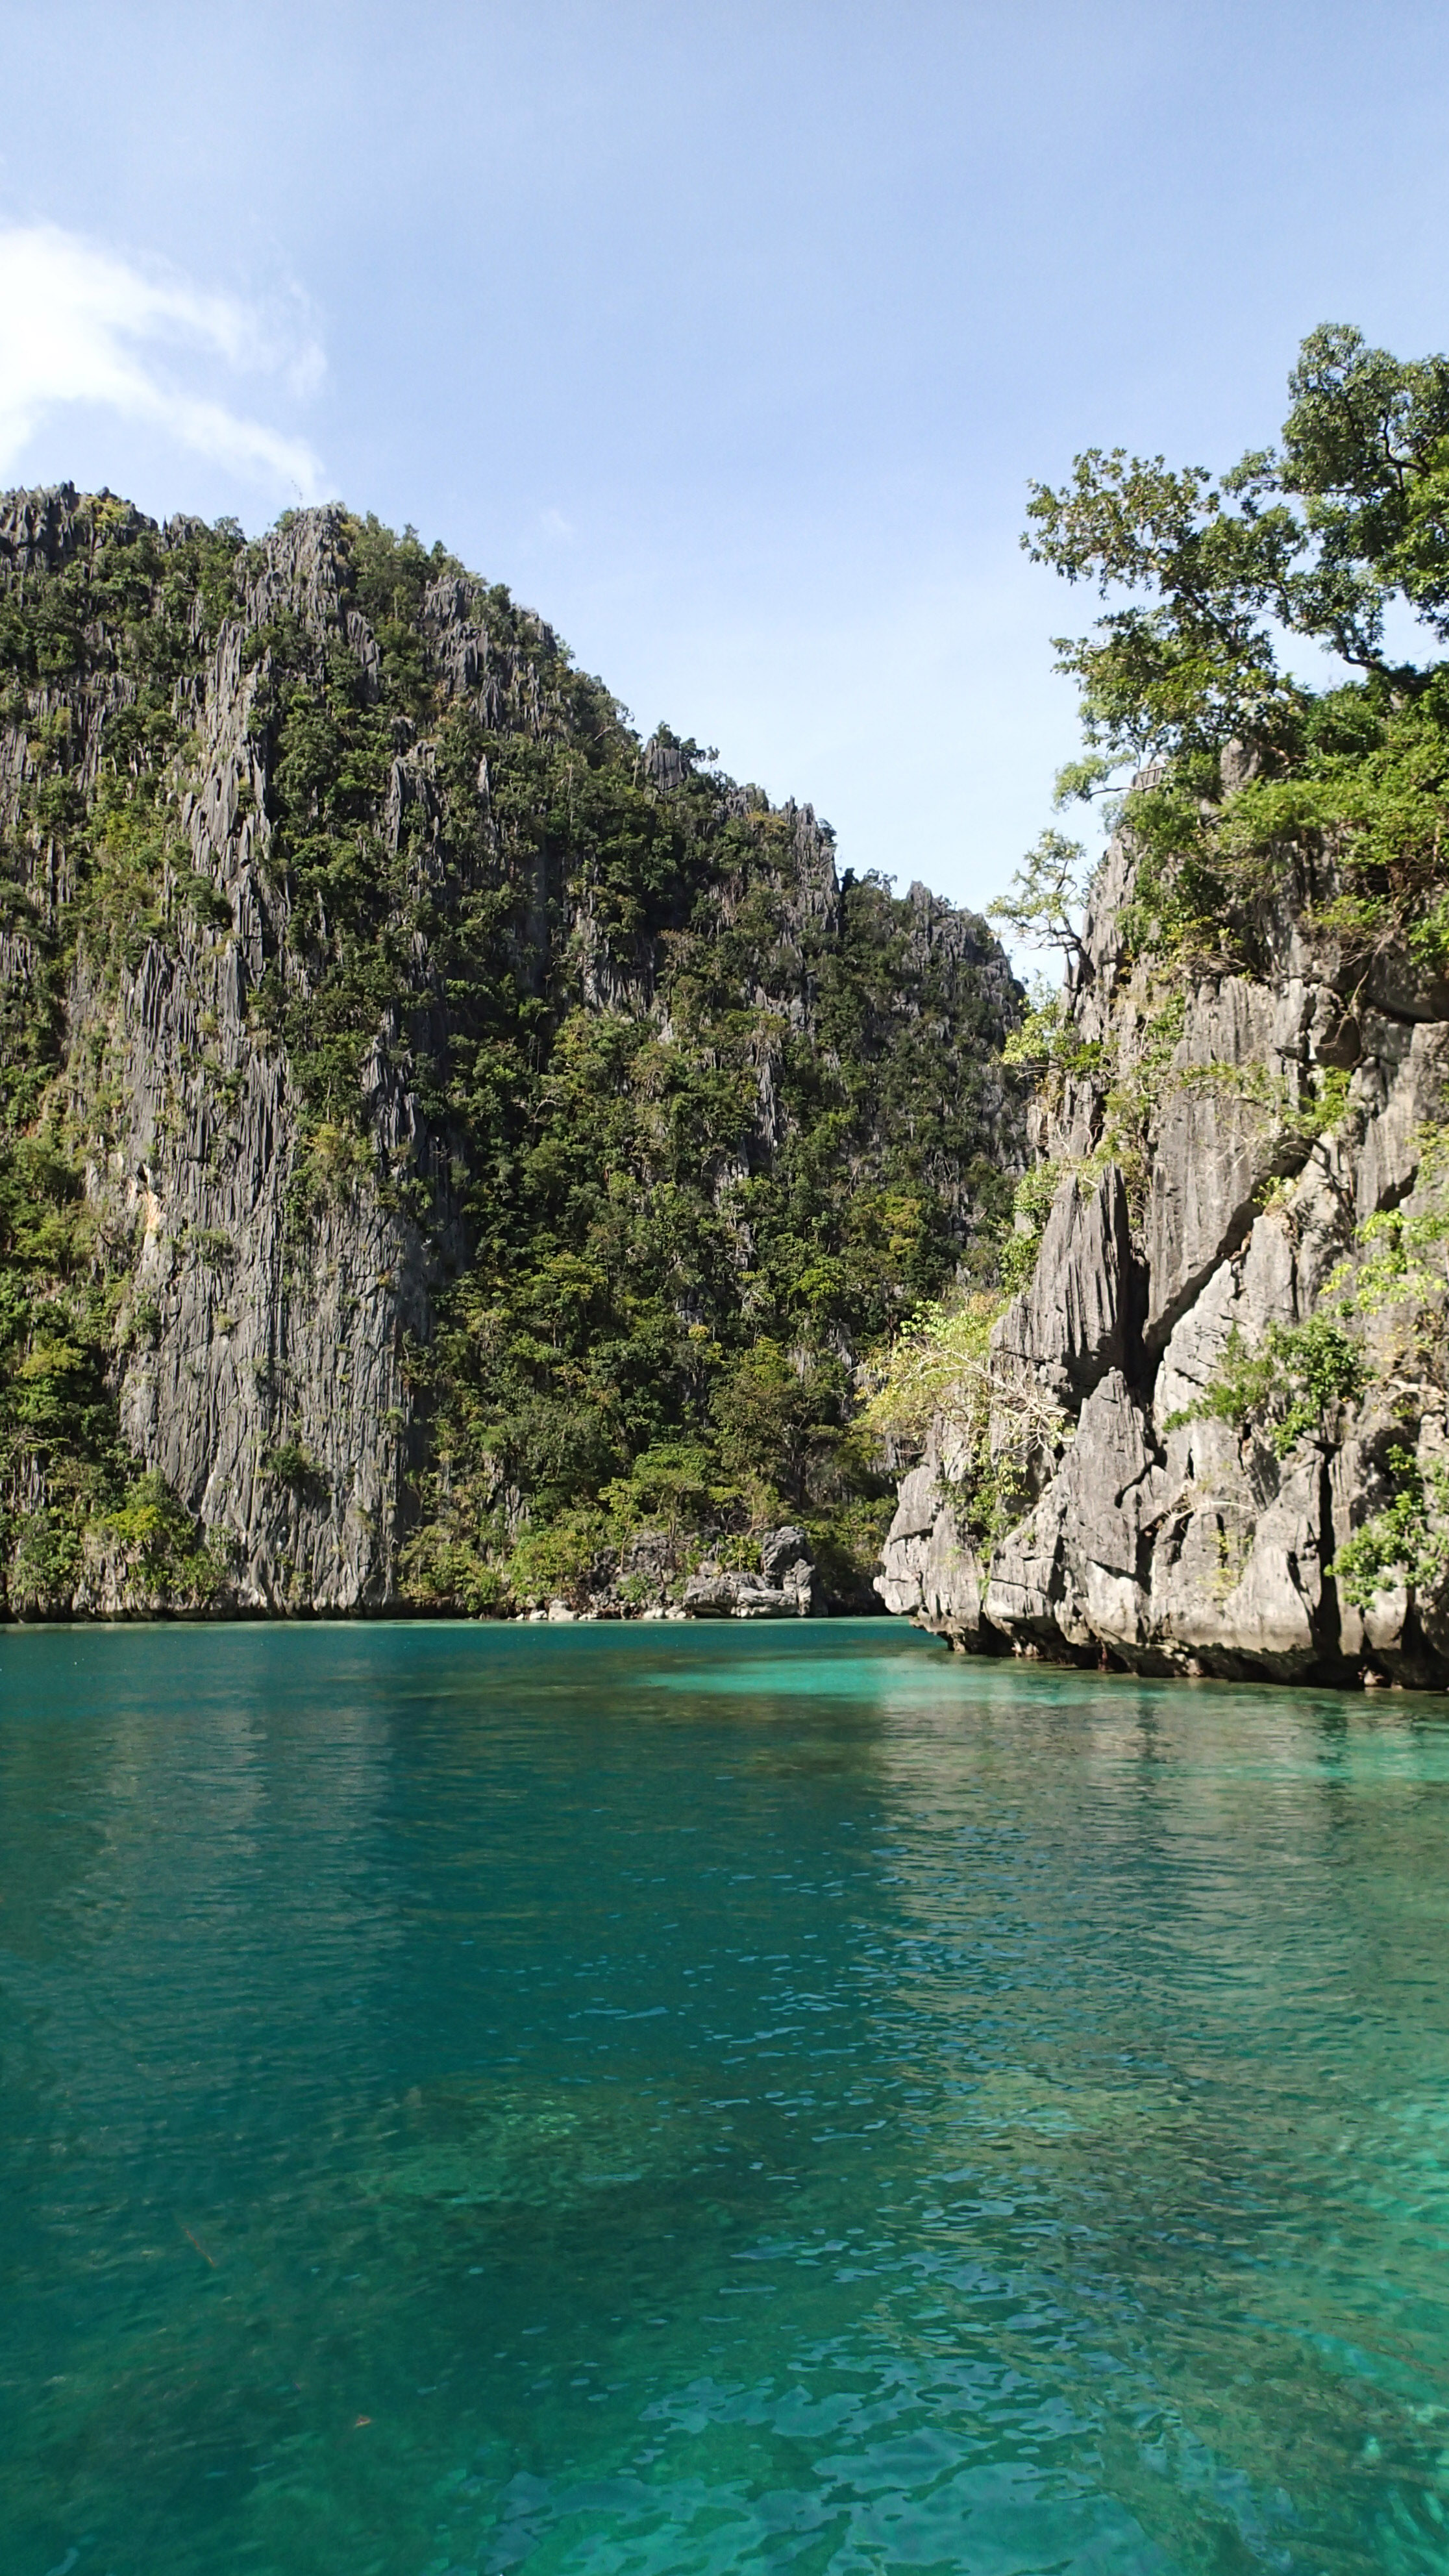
[{"x1": 3, "y1": 0, "x2": 1449, "y2": 922}]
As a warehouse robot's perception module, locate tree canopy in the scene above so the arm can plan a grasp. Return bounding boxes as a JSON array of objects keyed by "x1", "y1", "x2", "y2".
[
  {"x1": 1026, "y1": 325, "x2": 1449, "y2": 774},
  {"x1": 1013, "y1": 326, "x2": 1449, "y2": 987}
]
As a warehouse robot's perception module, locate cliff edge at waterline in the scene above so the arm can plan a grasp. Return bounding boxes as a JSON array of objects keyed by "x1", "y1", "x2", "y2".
[{"x1": 877, "y1": 821, "x2": 1449, "y2": 1687}]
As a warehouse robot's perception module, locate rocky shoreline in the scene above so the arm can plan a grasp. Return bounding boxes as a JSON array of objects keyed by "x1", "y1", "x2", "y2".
[{"x1": 0, "y1": 1524, "x2": 837, "y2": 1628}]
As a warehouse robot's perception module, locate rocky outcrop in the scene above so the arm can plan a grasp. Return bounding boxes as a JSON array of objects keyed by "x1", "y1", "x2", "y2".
[
  {"x1": 1, "y1": 503, "x2": 438, "y2": 1611},
  {"x1": 875, "y1": 1463, "x2": 984, "y2": 1634},
  {"x1": 878, "y1": 822, "x2": 1449, "y2": 1687},
  {"x1": 681, "y1": 1525, "x2": 818, "y2": 1618}
]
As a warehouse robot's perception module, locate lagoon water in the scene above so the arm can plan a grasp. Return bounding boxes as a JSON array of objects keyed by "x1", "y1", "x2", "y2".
[{"x1": 2, "y1": 1622, "x2": 1449, "y2": 2576}]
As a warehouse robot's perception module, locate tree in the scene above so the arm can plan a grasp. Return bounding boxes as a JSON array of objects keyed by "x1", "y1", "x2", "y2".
[
  {"x1": 987, "y1": 830, "x2": 1092, "y2": 974},
  {"x1": 1022, "y1": 324, "x2": 1449, "y2": 776},
  {"x1": 711, "y1": 1339, "x2": 841, "y2": 1507}
]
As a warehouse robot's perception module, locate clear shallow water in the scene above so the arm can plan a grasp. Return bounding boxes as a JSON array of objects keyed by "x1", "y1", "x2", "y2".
[{"x1": 2, "y1": 1624, "x2": 1449, "y2": 2576}]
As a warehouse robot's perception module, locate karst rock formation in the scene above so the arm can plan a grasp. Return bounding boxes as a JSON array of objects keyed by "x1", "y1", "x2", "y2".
[
  {"x1": 0, "y1": 487, "x2": 1021, "y2": 1615},
  {"x1": 878, "y1": 815, "x2": 1449, "y2": 1687}
]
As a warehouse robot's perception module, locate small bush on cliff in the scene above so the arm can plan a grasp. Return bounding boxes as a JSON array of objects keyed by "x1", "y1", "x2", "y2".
[
  {"x1": 101, "y1": 1474, "x2": 230, "y2": 1607},
  {"x1": 1165, "y1": 1316, "x2": 1365, "y2": 1458},
  {"x1": 1335, "y1": 1446, "x2": 1449, "y2": 1610}
]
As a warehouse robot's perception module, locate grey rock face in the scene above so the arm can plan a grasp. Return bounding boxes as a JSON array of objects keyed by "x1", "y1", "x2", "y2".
[
  {"x1": 1146, "y1": 978, "x2": 1288, "y2": 1349},
  {"x1": 875, "y1": 1461, "x2": 983, "y2": 1635},
  {"x1": 1, "y1": 501, "x2": 430, "y2": 1613},
  {"x1": 878, "y1": 822, "x2": 1449, "y2": 1687},
  {"x1": 98, "y1": 935, "x2": 425, "y2": 1613},
  {"x1": 991, "y1": 1166, "x2": 1136, "y2": 1402},
  {"x1": 982, "y1": 1372, "x2": 1164, "y2": 1657},
  {"x1": 759, "y1": 1523, "x2": 810, "y2": 1582}
]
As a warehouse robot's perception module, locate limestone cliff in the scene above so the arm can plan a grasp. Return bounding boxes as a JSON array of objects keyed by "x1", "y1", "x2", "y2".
[
  {"x1": 0, "y1": 486, "x2": 1022, "y2": 1617},
  {"x1": 878, "y1": 817, "x2": 1449, "y2": 1687}
]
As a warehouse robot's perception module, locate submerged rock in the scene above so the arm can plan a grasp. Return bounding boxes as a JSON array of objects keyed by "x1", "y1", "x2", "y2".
[{"x1": 359, "y1": 2077, "x2": 691, "y2": 2211}]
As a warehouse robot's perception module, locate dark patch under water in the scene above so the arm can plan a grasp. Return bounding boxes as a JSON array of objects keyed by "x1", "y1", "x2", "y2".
[{"x1": 1, "y1": 1619, "x2": 1448, "y2": 2575}]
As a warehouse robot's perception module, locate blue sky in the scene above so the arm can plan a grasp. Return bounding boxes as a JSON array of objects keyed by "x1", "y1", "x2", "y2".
[{"x1": 4, "y1": 0, "x2": 1449, "y2": 919}]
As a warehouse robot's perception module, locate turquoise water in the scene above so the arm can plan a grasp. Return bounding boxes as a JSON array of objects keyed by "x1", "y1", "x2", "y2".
[{"x1": 3, "y1": 1624, "x2": 1449, "y2": 2575}]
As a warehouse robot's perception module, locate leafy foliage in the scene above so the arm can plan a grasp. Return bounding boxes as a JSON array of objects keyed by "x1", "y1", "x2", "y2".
[
  {"x1": 861, "y1": 1287, "x2": 1065, "y2": 1546},
  {"x1": 987, "y1": 832, "x2": 1093, "y2": 972},
  {"x1": 1335, "y1": 1446, "x2": 1449, "y2": 1610},
  {"x1": 1023, "y1": 325, "x2": 1449, "y2": 978},
  {"x1": 1165, "y1": 1316, "x2": 1365, "y2": 1459},
  {"x1": 1026, "y1": 325, "x2": 1449, "y2": 761}
]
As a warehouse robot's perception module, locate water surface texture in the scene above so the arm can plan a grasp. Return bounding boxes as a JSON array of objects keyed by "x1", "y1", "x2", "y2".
[{"x1": 3, "y1": 1621, "x2": 1449, "y2": 2576}]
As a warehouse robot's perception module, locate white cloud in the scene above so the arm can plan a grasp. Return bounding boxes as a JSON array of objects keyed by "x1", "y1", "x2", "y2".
[{"x1": 0, "y1": 223, "x2": 325, "y2": 495}]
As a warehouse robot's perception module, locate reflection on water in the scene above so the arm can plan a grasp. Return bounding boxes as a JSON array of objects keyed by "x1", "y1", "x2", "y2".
[{"x1": 1, "y1": 1622, "x2": 1448, "y2": 2574}]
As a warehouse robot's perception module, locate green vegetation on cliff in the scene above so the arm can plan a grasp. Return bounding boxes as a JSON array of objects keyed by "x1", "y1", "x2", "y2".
[{"x1": 978, "y1": 324, "x2": 1449, "y2": 1632}]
